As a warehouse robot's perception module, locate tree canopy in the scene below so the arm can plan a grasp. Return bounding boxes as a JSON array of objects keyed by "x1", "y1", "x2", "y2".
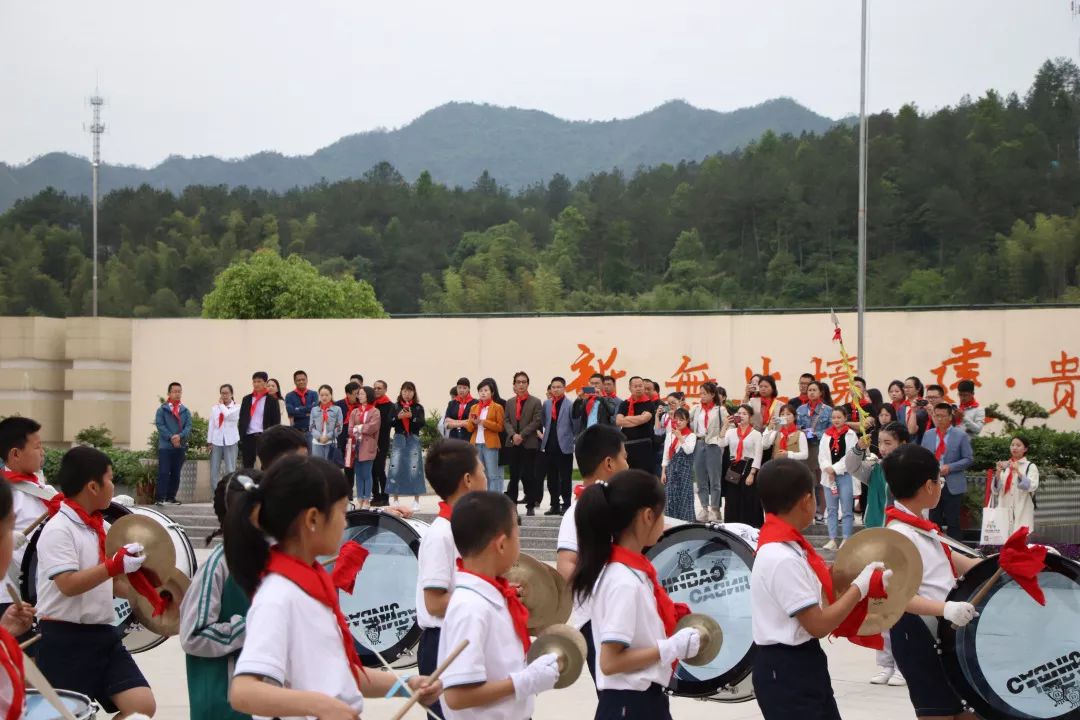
[{"x1": 0, "y1": 59, "x2": 1077, "y2": 318}]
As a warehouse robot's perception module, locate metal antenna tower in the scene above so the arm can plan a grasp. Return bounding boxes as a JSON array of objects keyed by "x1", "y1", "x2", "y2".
[{"x1": 88, "y1": 92, "x2": 105, "y2": 317}]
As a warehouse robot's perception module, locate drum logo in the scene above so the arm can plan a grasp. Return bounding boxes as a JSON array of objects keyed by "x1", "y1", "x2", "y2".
[
  {"x1": 346, "y1": 602, "x2": 417, "y2": 646},
  {"x1": 1005, "y1": 650, "x2": 1080, "y2": 709},
  {"x1": 662, "y1": 554, "x2": 748, "y2": 604}
]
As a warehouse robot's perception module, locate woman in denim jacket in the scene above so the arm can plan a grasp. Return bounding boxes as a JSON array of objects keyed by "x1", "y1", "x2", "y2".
[
  {"x1": 796, "y1": 380, "x2": 832, "y2": 521},
  {"x1": 309, "y1": 384, "x2": 343, "y2": 461}
]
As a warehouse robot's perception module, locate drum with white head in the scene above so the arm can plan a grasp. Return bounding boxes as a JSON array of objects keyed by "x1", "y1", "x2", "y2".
[{"x1": 23, "y1": 689, "x2": 99, "y2": 719}]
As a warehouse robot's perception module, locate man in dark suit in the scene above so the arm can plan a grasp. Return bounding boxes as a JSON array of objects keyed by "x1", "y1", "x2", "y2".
[
  {"x1": 371, "y1": 380, "x2": 396, "y2": 507},
  {"x1": 504, "y1": 371, "x2": 543, "y2": 516},
  {"x1": 539, "y1": 376, "x2": 576, "y2": 515},
  {"x1": 572, "y1": 373, "x2": 614, "y2": 434},
  {"x1": 921, "y1": 402, "x2": 974, "y2": 540},
  {"x1": 238, "y1": 371, "x2": 281, "y2": 468}
]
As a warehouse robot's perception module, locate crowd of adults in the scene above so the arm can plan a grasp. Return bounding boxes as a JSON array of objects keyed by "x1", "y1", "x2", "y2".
[{"x1": 154, "y1": 367, "x2": 1040, "y2": 540}]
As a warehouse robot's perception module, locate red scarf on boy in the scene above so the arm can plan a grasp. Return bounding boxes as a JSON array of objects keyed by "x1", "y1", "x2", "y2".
[
  {"x1": 456, "y1": 560, "x2": 531, "y2": 652},
  {"x1": 249, "y1": 391, "x2": 267, "y2": 417},
  {"x1": 885, "y1": 506, "x2": 956, "y2": 577},
  {"x1": 0, "y1": 627, "x2": 24, "y2": 720}
]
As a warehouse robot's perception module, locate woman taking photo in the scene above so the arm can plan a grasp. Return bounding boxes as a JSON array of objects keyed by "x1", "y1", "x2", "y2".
[
  {"x1": 347, "y1": 385, "x2": 381, "y2": 509},
  {"x1": 719, "y1": 404, "x2": 764, "y2": 527},
  {"x1": 466, "y1": 378, "x2": 505, "y2": 491},
  {"x1": 388, "y1": 381, "x2": 426, "y2": 512},
  {"x1": 796, "y1": 380, "x2": 832, "y2": 522},
  {"x1": 991, "y1": 436, "x2": 1040, "y2": 536},
  {"x1": 309, "y1": 384, "x2": 343, "y2": 462},
  {"x1": 749, "y1": 375, "x2": 780, "y2": 432},
  {"x1": 762, "y1": 403, "x2": 808, "y2": 463},
  {"x1": 691, "y1": 382, "x2": 726, "y2": 522}
]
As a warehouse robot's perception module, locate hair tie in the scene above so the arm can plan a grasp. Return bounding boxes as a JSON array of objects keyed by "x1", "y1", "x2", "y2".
[{"x1": 237, "y1": 474, "x2": 259, "y2": 495}]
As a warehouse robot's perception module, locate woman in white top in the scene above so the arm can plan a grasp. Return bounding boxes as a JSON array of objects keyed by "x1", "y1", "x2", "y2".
[
  {"x1": 819, "y1": 408, "x2": 860, "y2": 550},
  {"x1": 691, "y1": 382, "x2": 727, "y2": 522},
  {"x1": 991, "y1": 436, "x2": 1040, "y2": 536},
  {"x1": 660, "y1": 408, "x2": 696, "y2": 522},
  {"x1": 208, "y1": 383, "x2": 241, "y2": 490},
  {"x1": 762, "y1": 404, "x2": 809, "y2": 462},
  {"x1": 749, "y1": 375, "x2": 781, "y2": 432},
  {"x1": 720, "y1": 404, "x2": 765, "y2": 527},
  {"x1": 266, "y1": 378, "x2": 288, "y2": 430}
]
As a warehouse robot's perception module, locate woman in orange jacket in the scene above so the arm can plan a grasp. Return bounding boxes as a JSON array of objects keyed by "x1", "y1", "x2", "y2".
[{"x1": 466, "y1": 377, "x2": 505, "y2": 491}]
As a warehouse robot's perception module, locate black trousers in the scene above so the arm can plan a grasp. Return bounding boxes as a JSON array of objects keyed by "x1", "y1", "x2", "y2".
[
  {"x1": 625, "y1": 440, "x2": 656, "y2": 476},
  {"x1": 581, "y1": 620, "x2": 598, "y2": 691},
  {"x1": 929, "y1": 486, "x2": 964, "y2": 540},
  {"x1": 752, "y1": 640, "x2": 841, "y2": 720},
  {"x1": 505, "y1": 445, "x2": 539, "y2": 506},
  {"x1": 240, "y1": 432, "x2": 261, "y2": 468},
  {"x1": 372, "y1": 444, "x2": 389, "y2": 499},
  {"x1": 596, "y1": 684, "x2": 671, "y2": 720},
  {"x1": 417, "y1": 628, "x2": 445, "y2": 719},
  {"x1": 540, "y1": 449, "x2": 573, "y2": 509}
]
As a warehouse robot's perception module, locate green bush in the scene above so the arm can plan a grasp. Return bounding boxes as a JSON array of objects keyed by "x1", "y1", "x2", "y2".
[
  {"x1": 42, "y1": 446, "x2": 153, "y2": 488},
  {"x1": 147, "y1": 409, "x2": 210, "y2": 460},
  {"x1": 75, "y1": 425, "x2": 114, "y2": 448},
  {"x1": 972, "y1": 426, "x2": 1080, "y2": 479},
  {"x1": 421, "y1": 412, "x2": 442, "y2": 452}
]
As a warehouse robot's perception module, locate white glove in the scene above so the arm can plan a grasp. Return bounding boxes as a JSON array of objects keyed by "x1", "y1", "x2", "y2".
[
  {"x1": 657, "y1": 627, "x2": 701, "y2": 667},
  {"x1": 118, "y1": 542, "x2": 147, "y2": 574},
  {"x1": 12, "y1": 532, "x2": 27, "y2": 551},
  {"x1": 944, "y1": 601, "x2": 978, "y2": 627},
  {"x1": 510, "y1": 652, "x2": 560, "y2": 700},
  {"x1": 852, "y1": 561, "x2": 892, "y2": 599}
]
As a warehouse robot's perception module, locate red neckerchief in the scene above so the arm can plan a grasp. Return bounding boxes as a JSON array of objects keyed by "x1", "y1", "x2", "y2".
[
  {"x1": 798, "y1": 393, "x2": 810, "y2": 405},
  {"x1": 925, "y1": 413, "x2": 934, "y2": 432},
  {"x1": 476, "y1": 399, "x2": 492, "y2": 415},
  {"x1": 650, "y1": 393, "x2": 661, "y2": 401},
  {"x1": 1003, "y1": 457, "x2": 1025, "y2": 494},
  {"x1": 551, "y1": 396, "x2": 562, "y2": 421},
  {"x1": 218, "y1": 409, "x2": 225, "y2": 427},
  {"x1": 627, "y1": 394, "x2": 647, "y2": 416},
  {"x1": 825, "y1": 425, "x2": 846, "y2": 454},
  {"x1": 806, "y1": 400, "x2": 821, "y2": 417},
  {"x1": 0, "y1": 627, "x2": 24, "y2": 720},
  {"x1": 399, "y1": 400, "x2": 413, "y2": 434},
  {"x1": 344, "y1": 397, "x2": 361, "y2": 422},
  {"x1": 584, "y1": 394, "x2": 597, "y2": 419},
  {"x1": 515, "y1": 393, "x2": 528, "y2": 421},
  {"x1": 456, "y1": 394, "x2": 473, "y2": 420},
  {"x1": 293, "y1": 388, "x2": 308, "y2": 406},
  {"x1": 249, "y1": 391, "x2": 267, "y2": 417},
  {"x1": 892, "y1": 399, "x2": 908, "y2": 414},
  {"x1": 455, "y1": 560, "x2": 531, "y2": 652},
  {"x1": 757, "y1": 514, "x2": 834, "y2": 602},
  {"x1": 1, "y1": 469, "x2": 39, "y2": 485},
  {"x1": 373, "y1": 395, "x2": 392, "y2": 410},
  {"x1": 934, "y1": 428, "x2": 948, "y2": 461},
  {"x1": 734, "y1": 424, "x2": 753, "y2": 462},
  {"x1": 62, "y1": 499, "x2": 108, "y2": 561},
  {"x1": 700, "y1": 402, "x2": 714, "y2": 430},
  {"x1": 760, "y1": 397, "x2": 776, "y2": 425},
  {"x1": 668, "y1": 425, "x2": 692, "y2": 459},
  {"x1": 608, "y1": 546, "x2": 689, "y2": 640},
  {"x1": 437, "y1": 501, "x2": 453, "y2": 520},
  {"x1": 850, "y1": 399, "x2": 871, "y2": 421},
  {"x1": 319, "y1": 402, "x2": 333, "y2": 426},
  {"x1": 960, "y1": 398, "x2": 979, "y2": 411},
  {"x1": 778, "y1": 423, "x2": 799, "y2": 450},
  {"x1": 265, "y1": 547, "x2": 365, "y2": 688},
  {"x1": 885, "y1": 506, "x2": 956, "y2": 577},
  {"x1": 168, "y1": 401, "x2": 182, "y2": 422},
  {"x1": 573, "y1": 484, "x2": 586, "y2": 500}
]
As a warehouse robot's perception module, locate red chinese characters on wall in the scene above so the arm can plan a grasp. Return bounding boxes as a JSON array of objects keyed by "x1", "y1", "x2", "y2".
[
  {"x1": 811, "y1": 355, "x2": 858, "y2": 405},
  {"x1": 665, "y1": 356, "x2": 714, "y2": 399},
  {"x1": 1031, "y1": 351, "x2": 1080, "y2": 418},
  {"x1": 565, "y1": 343, "x2": 626, "y2": 394},
  {"x1": 931, "y1": 338, "x2": 992, "y2": 401}
]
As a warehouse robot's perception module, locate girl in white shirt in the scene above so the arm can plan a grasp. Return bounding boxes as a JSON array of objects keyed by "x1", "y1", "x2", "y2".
[
  {"x1": 690, "y1": 382, "x2": 727, "y2": 522},
  {"x1": 991, "y1": 436, "x2": 1040, "y2": 536},
  {"x1": 571, "y1": 469, "x2": 702, "y2": 720},
  {"x1": 226, "y1": 455, "x2": 442, "y2": 720},
  {"x1": 660, "y1": 408, "x2": 695, "y2": 522},
  {"x1": 819, "y1": 408, "x2": 860, "y2": 550},
  {"x1": 762, "y1": 404, "x2": 809, "y2": 462},
  {"x1": 720, "y1": 404, "x2": 765, "y2": 527},
  {"x1": 209, "y1": 384, "x2": 241, "y2": 490}
]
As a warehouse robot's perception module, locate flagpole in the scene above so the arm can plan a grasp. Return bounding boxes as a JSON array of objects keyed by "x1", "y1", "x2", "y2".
[{"x1": 857, "y1": 0, "x2": 869, "y2": 375}]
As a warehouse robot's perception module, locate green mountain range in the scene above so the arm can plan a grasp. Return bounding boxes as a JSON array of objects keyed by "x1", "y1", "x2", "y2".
[{"x1": 0, "y1": 98, "x2": 840, "y2": 211}]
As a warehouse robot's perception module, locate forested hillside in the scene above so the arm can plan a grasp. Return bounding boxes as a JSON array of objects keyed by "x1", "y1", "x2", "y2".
[{"x1": 0, "y1": 60, "x2": 1077, "y2": 318}]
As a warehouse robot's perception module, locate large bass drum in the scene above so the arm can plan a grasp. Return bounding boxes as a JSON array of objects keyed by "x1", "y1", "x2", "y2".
[
  {"x1": 939, "y1": 553, "x2": 1080, "y2": 719},
  {"x1": 20, "y1": 502, "x2": 197, "y2": 654},
  {"x1": 646, "y1": 522, "x2": 758, "y2": 703},
  {"x1": 329, "y1": 510, "x2": 429, "y2": 669}
]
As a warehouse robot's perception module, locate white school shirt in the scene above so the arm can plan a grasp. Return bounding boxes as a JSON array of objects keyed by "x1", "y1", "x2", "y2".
[
  {"x1": 817, "y1": 429, "x2": 861, "y2": 496},
  {"x1": 721, "y1": 427, "x2": 764, "y2": 469},
  {"x1": 35, "y1": 503, "x2": 115, "y2": 625},
  {"x1": 750, "y1": 541, "x2": 819, "y2": 647},
  {"x1": 556, "y1": 500, "x2": 592, "y2": 629},
  {"x1": 6, "y1": 479, "x2": 58, "y2": 582},
  {"x1": 416, "y1": 516, "x2": 457, "y2": 630},
  {"x1": 248, "y1": 395, "x2": 266, "y2": 435},
  {"x1": 438, "y1": 571, "x2": 531, "y2": 720},
  {"x1": 590, "y1": 563, "x2": 671, "y2": 691},
  {"x1": 233, "y1": 574, "x2": 364, "y2": 720},
  {"x1": 207, "y1": 402, "x2": 241, "y2": 446},
  {"x1": 885, "y1": 501, "x2": 956, "y2": 602},
  {"x1": 660, "y1": 429, "x2": 696, "y2": 469},
  {"x1": 761, "y1": 427, "x2": 810, "y2": 461}
]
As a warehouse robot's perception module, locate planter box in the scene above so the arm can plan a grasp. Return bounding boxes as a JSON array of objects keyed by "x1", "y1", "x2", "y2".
[{"x1": 178, "y1": 459, "x2": 212, "y2": 504}]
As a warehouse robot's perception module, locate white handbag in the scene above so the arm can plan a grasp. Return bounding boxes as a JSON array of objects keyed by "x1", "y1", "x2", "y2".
[{"x1": 980, "y1": 493, "x2": 1009, "y2": 546}]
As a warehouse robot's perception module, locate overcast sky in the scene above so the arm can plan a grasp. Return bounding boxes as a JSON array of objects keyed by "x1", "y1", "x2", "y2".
[{"x1": 2, "y1": 0, "x2": 1077, "y2": 167}]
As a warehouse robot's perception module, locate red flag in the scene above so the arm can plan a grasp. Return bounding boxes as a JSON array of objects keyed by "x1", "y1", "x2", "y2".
[
  {"x1": 331, "y1": 540, "x2": 370, "y2": 594},
  {"x1": 999, "y1": 527, "x2": 1047, "y2": 606},
  {"x1": 832, "y1": 327, "x2": 843, "y2": 342},
  {"x1": 984, "y1": 468, "x2": 994, "y2": 507},
  {"x1": 831, "y1": 569, "x2": 887, "y2": 650}
]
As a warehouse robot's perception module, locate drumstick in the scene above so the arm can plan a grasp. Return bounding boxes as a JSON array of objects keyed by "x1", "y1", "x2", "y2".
[
  {"x1": 389, "y1": 640, "x2": 469, "y2": 720},
  {"x1": 6, "y1": 583, "x2": 28, "y2": 611},
  {"x1": 950, "y1": 566, "x2": 1004, "y2": 630},
  {"x1": 21, "y1": 510, "x2": 50, "y2": 537},
  {"x1": 19, "y1": 635, "x2": 40, "y2": 651},
  {"x1": 367, "y1": 645, "x2": 441, "y2": 720},
  {"x1": 23, "y1": 655, "x2": 79, "y2": 720}
]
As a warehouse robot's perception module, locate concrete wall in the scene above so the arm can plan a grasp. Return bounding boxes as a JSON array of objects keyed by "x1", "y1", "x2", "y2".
[{"x1": 2, "y1": 308, "x2": 1077, "y2": 450}]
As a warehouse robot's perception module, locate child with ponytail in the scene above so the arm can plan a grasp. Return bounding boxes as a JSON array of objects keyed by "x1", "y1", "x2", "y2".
[
  {"x1": 225, "y1": 455, "x2": 442, "y2": 719},
  {"x1": 571, "y1": 469, "x2": 702, "y2": 720}
]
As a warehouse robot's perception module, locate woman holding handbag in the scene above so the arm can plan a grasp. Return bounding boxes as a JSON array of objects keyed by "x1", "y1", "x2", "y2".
[
  {"x1": 719, "y1": 404, "x2": 764, "y2": 527},
  {"x1": 990, "y1": 436, "x2": 1040, "y2": 537}
]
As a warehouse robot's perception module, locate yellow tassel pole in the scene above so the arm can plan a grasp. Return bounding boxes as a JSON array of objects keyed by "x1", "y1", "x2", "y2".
[{"x1": 830, "y1": 310, "x2": 872, "y2": 445}]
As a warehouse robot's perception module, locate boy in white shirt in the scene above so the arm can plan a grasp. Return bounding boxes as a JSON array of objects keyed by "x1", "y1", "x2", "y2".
[
  {"x1": 882, "y1": 444, "x2": 981, "y2": 720},
  {"x1": 751, "y1": 458, "x2": 888, "y2": 720},
  {"x1": 34, "y1": 446, "x2": 157, "y2": 718},
  {"x1": 439, "y1": 491, "x2": 560, "y2": 719},
  {"x1": 555, "y1": 424, "x2": 627, "y2": 686},
  {"x1": 0, "y1": 417, "x2": 56, "y2": 591},
  {"x1": 416, "y1": 439, "x2": 488, "y2": 719}
]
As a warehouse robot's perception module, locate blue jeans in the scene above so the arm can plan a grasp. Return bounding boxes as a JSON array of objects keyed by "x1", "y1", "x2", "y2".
[
  {"x1": 354, "y1": 459, "x2": 374, "y2": 500},
  {"x1": 478, "y1": 446, "x2": 503, "y2": 492},
  {"x1": 157, "y1": 447, "x2": 185, "y2": 501},
  {"x1": 311, "y1": 442, "x2": 332, "y2": 460},
  {"x1": 825, "y1": 473, "x2": 855, "y2": 540},
  {"x1": 210, "y1": 444, "x2": 237, "y2": 490}
]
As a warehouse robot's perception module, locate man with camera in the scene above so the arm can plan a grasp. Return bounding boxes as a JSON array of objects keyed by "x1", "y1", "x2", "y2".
[{"x1": 572, "y1": 373, "x2": 613, "y2": 433}]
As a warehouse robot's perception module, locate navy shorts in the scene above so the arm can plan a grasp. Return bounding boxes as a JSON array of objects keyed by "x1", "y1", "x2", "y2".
[
  {"x1": 889, "y1": 613, "x2": 964, "y2": 717},
  {"x1": 596, "y1": 683, "x2": 670, "y2": 720},
  {"x1": 36, "y1": 620, "x2": 148, "y2": 713},
  {"x1": 752, "y1": 640, "x2": 842, "y2": 720},
  {"x1": 417, "y1": 627, "x2": 445, "y2": 719},
  {"x1": 581, "y1": 620, "x2": 598, "y2": 691}
]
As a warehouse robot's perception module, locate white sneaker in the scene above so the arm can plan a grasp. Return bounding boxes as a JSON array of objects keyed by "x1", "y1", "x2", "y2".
[
  {"x1": 823, "y1": 539, "x2": 838, "y2": 551},
  {"x1": 840, "y1": 538, "x2": 849, "y2": 549},
  {"x1": 411, "y1": 501, "x2": 421, "y2": 513},
  {"x1": 696, "y1": 508, "x2": 709, "y2": 522},
  {"x1": 708, "y1": 507, "x2": 720, "y2": 522},
  {"x1": 887, "y1": 671, "x2": 907, "y2": 687},
  {"x1": 870, "y1": 668, "x2": 893, "y2": 685}
]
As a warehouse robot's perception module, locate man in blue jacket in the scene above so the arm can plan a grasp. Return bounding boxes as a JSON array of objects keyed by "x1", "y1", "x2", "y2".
[
  {"x1": 285, "y1": 370, "x2": 319, "y2": 443},
  {"x1": 540, "y1": 376, "x2": 576, "y2": 515},
  {"x1": 155, "y1": 381, "x2": 192, "y2": 505},
  {"x1": 921, "y1": 401, "x2": 974, "y2": 540}
]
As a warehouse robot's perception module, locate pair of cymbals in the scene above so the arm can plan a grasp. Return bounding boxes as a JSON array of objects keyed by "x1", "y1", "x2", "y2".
[
  {"x1": 527, "y1": 624, "x2": 587, "y2": 689},
  {"x1": 506, "y1": 553, "x2": 572, "y2": 631},
  {"x1": 115, "y1": 570, "x2": 190, "y2": 636},
  {"x1": 829, "y1": 528, "x2": 923, "y2": 634},
  {"x1": 106, "y1": 515, "x2": 188, "y2": 636},
  {"x1": 675, "y1": 613, "x2": 724, "y2": 666}
]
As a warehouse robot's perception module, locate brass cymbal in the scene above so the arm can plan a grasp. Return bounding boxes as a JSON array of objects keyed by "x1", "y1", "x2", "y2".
[
  {"x1": 675, "y1": 613, "x2": 723, "y2": 666},
  {"x1": 105, "y1": 515, "x2": 176, "y2": 577},
  {"x1": 124, "y1": 569, "x2": 190, "y2": 638},
  {"x1": 831, "y1": 528, "x2": 923, "y2": 634},
  {"x1": 527, "y1": 623, "x2": 587, "y2": 689},
  {"x1": 506, "y1": 553, "x2": 569, "y2": 631},
  {"x1": 544, "y1": 562, "x2": 573, "y2": 630}
]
